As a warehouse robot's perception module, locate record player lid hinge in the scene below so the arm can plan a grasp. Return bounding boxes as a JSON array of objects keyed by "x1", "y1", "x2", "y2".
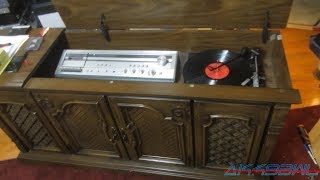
[{"x1": 100, "y1": 13, "x2": 111, "y2": 43}]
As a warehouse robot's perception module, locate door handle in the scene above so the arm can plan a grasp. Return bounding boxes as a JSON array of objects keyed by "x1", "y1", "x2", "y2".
[
  {"x1": 109, "y1": 127, "x2": 118, "y2": 143},
  {"x1": 120, "y1": 128, "x2": 128, "y2": 143}
]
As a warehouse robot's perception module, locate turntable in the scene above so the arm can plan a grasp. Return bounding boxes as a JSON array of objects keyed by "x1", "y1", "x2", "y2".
[{"x1": 183, "y1": 47, "x2": 263, "y2": 87}]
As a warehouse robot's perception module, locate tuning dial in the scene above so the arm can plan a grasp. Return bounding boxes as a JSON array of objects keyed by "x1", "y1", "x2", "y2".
[
  {"x1": 151, "y1": 69, "x2": 156, "y2": 76},
  {"x1": 158, "y1": 56, "x2": 168, "y2": 66},
  {"x1": 148, "y1": 69, "x2": 156, "y2": 76}
]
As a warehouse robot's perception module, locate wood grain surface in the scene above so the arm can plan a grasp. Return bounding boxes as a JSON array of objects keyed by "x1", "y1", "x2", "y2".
[
  {"x1": 281, "y1": 28, "x2": 320, "y2": 109},
  {"x1": 52, "y1": 0, "x2": 293, "y2": 29},
  {"x1": 0, "y1": 128, "x2": 19, "y2": 160},
  {"x1": 108, "y1": 96, "x2": 193, "y2": 166},
  {"x1": 65, "y1": 30, "x2": 264, "y2": 51},
  {"x1": 32, "y1": 92, "x2": 128, "y2": 158},
  {"x1": 25, "y1": 78, "x2": 300, "y2": 104}
]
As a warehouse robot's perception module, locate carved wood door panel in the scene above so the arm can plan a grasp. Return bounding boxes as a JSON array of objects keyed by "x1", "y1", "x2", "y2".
[
  {"x1": 33, "y1": 93, "x2": 128, "y2": 159},
  {"x1": 108, "y1": 96, "x2": 193, "y2": 166},
  {"x1": 0, "y1": 91, "x2": 65, "y2": 152},
  {"x1": 194, "y1": 101, "x2": 270, "y2": 169}
]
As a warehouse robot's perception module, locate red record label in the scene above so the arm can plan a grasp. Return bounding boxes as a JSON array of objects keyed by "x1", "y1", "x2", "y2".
[{"x1": 205, "y1": 62, "x2": 230, "y2": 80}]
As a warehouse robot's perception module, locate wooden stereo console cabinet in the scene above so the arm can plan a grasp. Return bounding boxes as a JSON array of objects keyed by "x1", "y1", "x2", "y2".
[{"x1": 0, "y1": 0, "x2": 300, "y2": 179}]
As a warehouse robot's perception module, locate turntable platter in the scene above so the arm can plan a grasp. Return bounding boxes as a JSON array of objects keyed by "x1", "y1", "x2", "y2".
[{"x1": 183, "y1": 49, "x2": 255, "y2": 86}]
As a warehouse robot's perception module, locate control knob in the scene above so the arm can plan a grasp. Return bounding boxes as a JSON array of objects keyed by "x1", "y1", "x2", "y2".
[
  {"x1": 158, "y1": 56, "x2": 168, "y2": 66},
  {"x1": 149, "y1": 69, "x2": 156, "y2": 76}
]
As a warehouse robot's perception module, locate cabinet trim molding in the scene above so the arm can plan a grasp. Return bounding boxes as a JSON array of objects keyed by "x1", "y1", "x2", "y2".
[
  {"x1": 34, "y1": 94, "x2": 127, "y2": 158},
  {"x1": 0, "y1": 102, "x2": 61, "y2": 152},
  {"x1": 116, "y1": 102, "x2": 189, "y2": 165}
]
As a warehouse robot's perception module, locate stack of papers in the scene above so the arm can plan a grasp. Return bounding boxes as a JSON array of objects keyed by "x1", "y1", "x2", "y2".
[
  {"x1": 0, "y1": 0, "x2": 9, "y2": 15},
  {"x1": 0, "y1": 35, "x2": 29, "y2": 58},
  {"x1": 0, "y1": 49, "x2": 11, "y2": 74},
  {"x1": 0, "y1": 35, "x2": 29, "y2": 75}
]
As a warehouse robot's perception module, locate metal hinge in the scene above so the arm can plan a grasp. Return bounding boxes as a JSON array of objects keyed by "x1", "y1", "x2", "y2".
[
  {"x1": 262, "y1": 11, "x2": 270, "y2": 44},
  {"x1": 100, "y1": 13, "x2": 111, "y2": 42}
]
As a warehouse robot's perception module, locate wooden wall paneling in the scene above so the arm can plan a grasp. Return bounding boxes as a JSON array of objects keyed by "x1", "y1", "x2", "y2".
[{"x1": 108, "y1": 96, "x2": 193, "y2": 166}]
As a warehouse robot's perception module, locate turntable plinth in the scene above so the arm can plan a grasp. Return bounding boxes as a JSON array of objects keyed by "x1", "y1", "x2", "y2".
[{"x1": 0, "y1": 0, "x2": 300, "y2": 179}]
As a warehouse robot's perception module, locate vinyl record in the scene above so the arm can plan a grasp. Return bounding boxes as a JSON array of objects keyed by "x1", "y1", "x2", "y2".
[{"x1": 183, "y1": 49, "x2": 253, "y2": 86}]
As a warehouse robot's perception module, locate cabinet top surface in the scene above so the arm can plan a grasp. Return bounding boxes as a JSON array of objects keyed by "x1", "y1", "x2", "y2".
[
  {"x1": 0, "y1": 29, "x2": 64, "y2": 89},
  {"x1": 0, "y1": 28, "x2": 301, "y2": 104},
  {"x1": 52, "y1": 0, "x2": 293, "y2": 29}
]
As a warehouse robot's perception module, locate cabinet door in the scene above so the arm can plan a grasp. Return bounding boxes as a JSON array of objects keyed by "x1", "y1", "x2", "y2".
[
  {"x1": 108, "y1": 96, "x2": 193, "y2": 166},
  {"x1": 194, "y1": 101, "x2": 270, "y2": 168},
  {"x1": 0, "y1": 91, "x2": 65, "y2": 152},
  {"x1": 33, "y1": 93, "x2": 127, "y2": 158}
]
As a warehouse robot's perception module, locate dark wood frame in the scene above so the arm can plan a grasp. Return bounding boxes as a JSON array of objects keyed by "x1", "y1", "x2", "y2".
[
  {"x1": 0, "y1": 1, "x2": 300, "y2": 178},
  {"x1": 0, "y1": 28, "x2": 299, "y2": 179}
]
